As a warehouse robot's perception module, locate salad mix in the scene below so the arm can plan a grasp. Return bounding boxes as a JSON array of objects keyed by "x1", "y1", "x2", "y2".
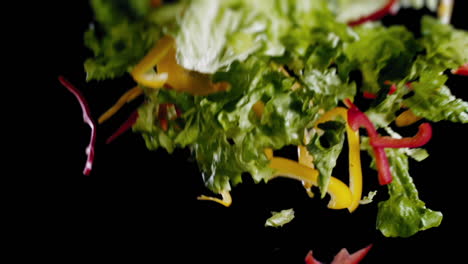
[{"x1": 64, "y1": 0, "x2": 468, "y2": 242}]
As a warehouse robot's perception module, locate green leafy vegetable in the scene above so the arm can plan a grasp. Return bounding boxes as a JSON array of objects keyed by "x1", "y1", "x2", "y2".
[
  {"x1": 82, "y1": 0, "x2": 468, "y2": 238},
  {"x1": 404, "y1": 72, "x2": 468, "y2": 123},
  {"x1": 341, "y1": 24, "x2": 421, "y2": 94},
  {"x1": 361, "y1": 137, "x2": 442, "y2": 237},
  {"x1": 307, "y1": 120, "x2": 346, "y2": 197},
  {"x1": 376, "y1": 148, "x2": 442, "y2": 237},
  {"x1": 265, "y1": 208, "x2": 295, "y2": 227},
  {"x1": 84, "y1": 0, "x2": 161, "y2": 80}
]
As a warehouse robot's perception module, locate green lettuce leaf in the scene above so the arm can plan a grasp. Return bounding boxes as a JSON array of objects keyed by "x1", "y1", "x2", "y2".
[
  {"x1": 265, "y1": 209, "x2": 295, "y2": 228},
  {"x1": 174, "y1": 0, "x2": 268, "y2": 74},
  {"x1": 84, "y1": 0, "x2": 161, "y2": 80},
  {"x1": 307, "y1": 120, "x2": 346, "y2": 197},
  {"x1": 341, "y1": 24, "x2": 421, "y2": 94},
  {"x1": 376, "y1": 148, "x2": 442, "y2": 237},
  {"x1": 419, "y1": 16, "x2": 468, "y2": 71},
  {"x1": 404, "y1": 71, "x2": 468, "y2": 123}
]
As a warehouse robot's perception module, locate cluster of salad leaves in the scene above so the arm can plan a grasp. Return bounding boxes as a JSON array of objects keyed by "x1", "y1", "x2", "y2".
[{"x1": 84, "y1": 0, "x2": 468, "y2": 237}]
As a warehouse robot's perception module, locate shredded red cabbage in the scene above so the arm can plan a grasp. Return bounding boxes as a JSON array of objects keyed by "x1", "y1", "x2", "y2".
[{"x1": 58, "y1": 76, "x2": 97, "y2": 176}]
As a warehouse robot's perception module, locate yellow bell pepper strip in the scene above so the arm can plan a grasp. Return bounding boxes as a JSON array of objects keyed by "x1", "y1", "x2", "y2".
[
  {"x1": 269, "y1": 157, "x2": 352, "y2": 209},
  {"x1": 315, "y1": 107, "x2": 363, "y2": 212},
  {"x1": 98, "y1": 86, "x2": 143, "y2": 124},
  {"x1": 395, "y1": 109, "x2": 423, "y2": 127},
  {"x1": 197, "y1": 190, "x2": 232, "y2": 207},
  {"x1": 264, "y1": 148, "x2": 273, "y2": 160},
  {"x1": 297, "y1": 145, "x2": 315, "y2": 198},
  {"x1": 131, "y1": 35, "x2": 173, "y2": 89}
]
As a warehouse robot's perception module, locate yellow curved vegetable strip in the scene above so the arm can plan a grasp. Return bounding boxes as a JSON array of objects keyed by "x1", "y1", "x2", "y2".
[
  {"x1": 197, "y1": 190, "x2": 232, "y2": 207},
  {"x1": 131, "y1": 35, "x2": 173, "y2": 89},
  {"x1": 315, "y1": 107, "x2": 363, "y2": 212},
  {"x1": 98, "y1": 86, "x2": 143, "y2": 124},
  {"x1": 395, "y1": 109, "x2": 422, "y2": 127},
  {"x1": 297, "y1": 145, "x2": 315, "y2": 198},
  {"x1": 345, "y1": 120, "x2": 362, "y2": 212},
  {"x1": 269, "y1": 157, "x2": 352, "y2": 209},
  {"x1": 264, "y1": 148, "x2": 273, "y2": 160}
]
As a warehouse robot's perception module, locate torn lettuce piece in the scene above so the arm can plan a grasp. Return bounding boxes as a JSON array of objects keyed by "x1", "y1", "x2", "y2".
[
  {"x1": 404, "y1": 72, "x2": 468, "y2": 123},
  {"x1": 307, "y1": 120, "x2": 346, "y2": 198},
  {"x1": 419, "y1": 16, "x2": 468, "y2": 71},
  {"x1": 341, "y1": 24, "x2": 421, "y2": 94},
  {"x1": 175, "y1": 0, "x2": 263, "y2": 73},
  {"x1": 375, "y1": 148, "x2": 442, "y2": 237},
  {"x1": 359, "y1": 190, "x2": 377, "y2": 205},
  {"x1": 265, "y1": 208, "x2": 295, "y2": 228},
  {"x1": 84, "y1": 0, "x2": 161, "y2": 80}
]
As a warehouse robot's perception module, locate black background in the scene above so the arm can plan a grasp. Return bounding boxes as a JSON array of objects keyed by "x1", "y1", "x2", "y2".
[{"x1": 34, "y1": 1, "x2": 468, "y2": 263}]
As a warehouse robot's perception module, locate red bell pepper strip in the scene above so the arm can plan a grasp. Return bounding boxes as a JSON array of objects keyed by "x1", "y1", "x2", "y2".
[
  {"x1": 305, "y1": 244, "x2": 373, "y2": 264},
  {"x1": 345, "y1": 99, "x2": 392, "y2": 185},
  {"x1": 348, "y1": 0, "x2": 399, "y2": 27},
  {"x1": 305, "y1": 251, "x2": 322, "y2": 264},
  {"x1": 362, "y1": 83, "x2": 397, "y2": 99},
  {"x1": 452, "y1": 64, "x2": 468, "y2": 76},
  {"x1": 331, "y1": 244, "x2": 373, "y2": 264},
  {"x1": 58, "y1": 76, "x2": 97, "y2": 176},
  {"x1": 106, "y1": 110, "x2": 139, "y2": 144},
  {"x1": 371, "y1": 123, "x2": 432, "y2": 148}
]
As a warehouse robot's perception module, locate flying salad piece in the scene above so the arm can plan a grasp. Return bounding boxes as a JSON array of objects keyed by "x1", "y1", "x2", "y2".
[{"x1": 62, "y1": 0, "x2": 467, "y2": 238}]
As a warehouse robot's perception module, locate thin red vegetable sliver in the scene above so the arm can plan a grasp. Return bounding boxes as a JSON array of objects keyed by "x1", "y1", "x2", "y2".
[
  {"x1": 346, "y1": 99, "x2": 392, "y2": 185},
  {"x1": 304, "y1": 251, "x2": 322, "y2": 264},
  {"x1": 106, "y1": 110, "x2": 139, "y2": 144},
  {"x1": 304, "y1": 244, "x2": 373, "y2": 264},
  {"x1": 348, "y1": 0, "x2": 399, "y2": 27},
  {"x1": 58, "y1": 76, "x2": 97, "y2": 176},
  {"x1": 452, "y1": 64, "x2": 468, "y2": 76},
  {"x1": 371, "y1": 123, "x2": 432, "y2": 148},
  {"x1": 362, "y1": 84, "x2": 397, "y2": 99},
  {"x1": 331, "y1": 244, "x2": 373, "y2": 264}
]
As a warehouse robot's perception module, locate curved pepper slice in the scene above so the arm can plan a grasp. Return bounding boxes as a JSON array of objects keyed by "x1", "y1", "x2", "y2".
[
  {"x1": 269, "y1": 157, "x2": 353, "y2": 210},
  {"x1": 371, "y1": 123, "x2": 432, "y2": 148},
  {"x1": 98, "y1": 86, "x2": 143, "y2": 124},
  {"x1": 346, "y1": 100, "x2": 392, "y2": 185},
  {"x1": 315, "y1": 107, "x2": 363, "y2": 212},
  {"x1": 131, "y1": 35, "x2": 173, "y2": 89},
  {"x1": 197, "y1": 190, "x2": 232, "y2": 207}
]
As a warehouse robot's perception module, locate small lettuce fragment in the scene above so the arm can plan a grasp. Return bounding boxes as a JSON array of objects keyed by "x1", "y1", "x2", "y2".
[{"x1": 265, "y1": 208, "x2": 295, "y2": 228}]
